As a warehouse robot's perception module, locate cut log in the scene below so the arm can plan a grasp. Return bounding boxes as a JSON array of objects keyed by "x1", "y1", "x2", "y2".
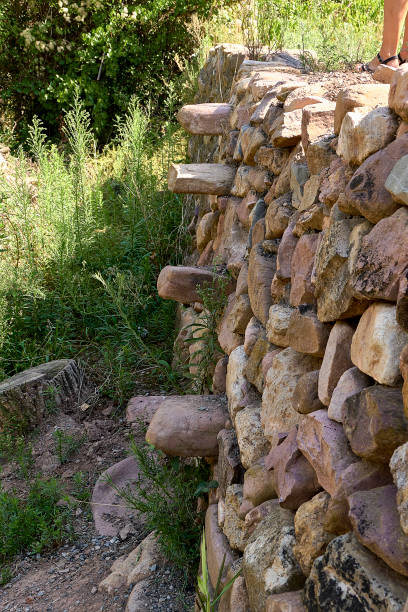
[
  {"x1": 177, "y1": 103, "x2": 233, "y2": 135},
  {"x1": 157, "y1": 265, "x2": 235, "y2": 304},
  {"x1": 168, "y1": 163, "x2": 236, "y2": 195},
  {"x1": 0, "y1": 359, "x2": 91, "y2": 429}
]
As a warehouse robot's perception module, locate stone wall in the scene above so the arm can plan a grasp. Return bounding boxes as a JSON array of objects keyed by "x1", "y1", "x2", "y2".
[{"x1": 156, "y1": 44, "x2": 408, "y2": 610}]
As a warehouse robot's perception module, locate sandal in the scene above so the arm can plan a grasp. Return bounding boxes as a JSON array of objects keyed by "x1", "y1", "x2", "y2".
[{"x1": 360, "y1": 52, "x2": 398, "y2": 73}]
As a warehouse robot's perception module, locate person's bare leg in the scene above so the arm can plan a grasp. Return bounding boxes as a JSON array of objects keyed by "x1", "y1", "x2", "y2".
[
  {"x1": 365, "y1": 0, "x2": 408, "y2": 70},
  {"x1": 399, "y1": 11, "x2": 408, "y2": 61}
]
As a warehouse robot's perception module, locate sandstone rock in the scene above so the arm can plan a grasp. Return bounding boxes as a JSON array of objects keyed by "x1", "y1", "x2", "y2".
[
  {"x1": 241, "y1": 125, "x2": 267, "y2": 165},
  {"x1": 289, "y1": 160, "x2": 310, "y2": 209},
  {"x1": 248, "y1": 243, "x2": 277, "y2": 325},
  {"x1": 245, "y1": 335, "x2": 274, "y2": 393},
  {"x1": 324, "y1": 460, "x2": 393, "y2": 535},
  {"x1": 318, "y1": 157, "x2": 354, "y2": 208},
  {"x1": 226, "y1": 346, "x2": 258, "y2": 422},
  {"x1": 389, "y1": 64, "x2": 408, "y2": 121},
  {"x1": 304, "y1": 533, "x2": 408, "y2": 611},
  {"x1": 168, "y1": 163, "x2": 236, "y2": 195},
  {"x1": 217, "y1": 294, "x2": 245, "y2": 355},
  {"x1": 351, "y1": 303, "x2": 408, "y2": 386},
  {"x1": 212, "y1": 197, "x2": 248, "y2": 275},
  {"x1": 348, "y1": 485, "x2": 408, "y2": 577},
  {"x1": 271, "y1": 143, "x2": 304, "y2": 199},
  {"x1": 216, "y1": 428, "x2": 244, "y2": 499},
  {"x1": 345, "y1": 134, "x2": 408, "y2": 223},
  {"x1": 298, "y1": 174, "x2": 321, "y2": 212},
  {"x1": 314, "y1": 215, "x2": 370, "y2": 322},
  {"x1": 242, "y1": 459, "x2": 276, "y2": 509},
  {"x1": 301, "y1": 102, "x2": 336, "y2": 152},
  {"x1": 248, "y1": 166, "x2": 273, "y2": 193},
  {"x1": 351, "y1": 207, "x2": 408, "y2": 301},
  {"x1": 243, "y1": 505, "x2": 305, "y2": 612},
  {"x1": 248, "y1": 198, "x2": 267, "y2": 249},
  {"x1": 237, "y1": 191, "x2": 257, "y2": 229},
  {"x1": 270, "y1": 109, "x2": 303, "y2": 148},
  {"x1": 262, "y1": 348, "x2": 321, "y2": 448},
  {"x1": 157, "y1": 265, "x2": 234, "y2": 304},
  {"x1": 266, "y1": 591, "x2": 306, "y2": 612},
  {"x1": 251, "y1": 94, "x2": 280, "y2": 126},
  {"x1": 146, "y1": 395, "x2": 229, "y2": 457},
  {"x1": 318, "y1": 321, "x2": 354, "y2": 406},
  {"x1": 219, "y1": 560, "x2": 250, "y2": 612},
  {"x1": 276, "y1": 221, "x2": 298, "y2": 281},
  {"x1": 213, "y1": 355, "x2": 229, "y2": 394},
  {"x1": 290, "y1": 234, "x2": 319, "y2": 306},
  {"x1": 251, "y1": 217, "x2": 266, "y2": 247},
  {"x1": 402, "y1": 346, "x2": 408, "y2": 417},
  {"x1": 390, "y1": 441, "x2": 408, "y2": 535},
  {"x1": 266, "y1": 427, "x2": 321, "y2": 510},
  {"x1": 337, "y1": 106, "x2": 398, "y2": 165},
  {"x1": 0, "y1": 359, "x2": 89, "y2": 429},
  {"x1": 373, "y1": 64, "x2": 397, "y2": 84},
  {"x1": 386, "y1": 154, "x2": 408, "y2": 205},
  {"x1": 126, "y1": 579, "x2": 153, "y2": 611},
  {"x1": 287, "y1": 307, "x2": 331, "y2": 357},
  {"x1": 236, "y1": 261, "x2": 249, "y2": 297},
  {"x1": 223, "y1": 484, "x2": 246, "y2": 551},
  {"x1": 296, "y1": 410, "x2": 358, "y2": 496},
  {"x1": 231, "y1": 165, "x2": 252, "y2": 197},
  {"x1": 306, "y1": 134, "x2": 336, "y2": 175},
  {"x1": 293, "y1": 491, "x2": 334, "y2": 576},
  {"x1": 328, "y1": 366, "x2": 372, "y2": 422},
  {"x1": 197, "y1": 239, "x2": 214, "y2": 266},
  {"x1": 284, "y1": 91, "x2": 327, "y2": 114},
  {"x1": 177, "y1": 103, "x2": 233, "y2": 134},
  {"x1": 293, "y1": 204, "x2": 326, "y2": 237},
  {"x1": 292, "y1": 370, "x2": 325, "y2": 414},
  {"x1": 235, "y1": 402, "x2": 270, "y2": 469},
  {"x1": 244, "y1": 317, "x2": 264, "y2": 356},
  {"x1": 342, "y1": 385, "x2": 408, "y2": 463},
  {"x1": 265, "y1": 193, "x2": 294, "y2": 239},
  {"x1": 205, "y1": 504, "x2": 238, "y2": 589},
  {"x1": 334, "y1": 83, "x2": 390, "y2": 134},
  {"x1": 243, "y1": 499, "x2": 279, "y2": 537},
  {"x1": 92, "y1": 457, "x2": 141, "y2": 537},
  {"x1": 197, "y1": 211, "x2": 219, "y2": 252},
  {"x1": 266, "y1": 304, "x2": 295, "y2": 347},
  {"x1": 268, "y1": 147, "x2": 291, "y2": 176}
]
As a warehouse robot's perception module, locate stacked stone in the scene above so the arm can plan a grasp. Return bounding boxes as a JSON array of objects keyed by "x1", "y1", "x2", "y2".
[{"x1": 155, "y1": 47, "x2": 408, "y2": 611}]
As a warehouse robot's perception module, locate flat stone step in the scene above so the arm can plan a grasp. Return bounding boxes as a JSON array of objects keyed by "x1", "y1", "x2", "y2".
[
  {"x1": 168, "y1": 163, "x2": 236, "y2": 195},
  {"x1": 177, "y1": 103, "x2": 233, "y2": 135}
]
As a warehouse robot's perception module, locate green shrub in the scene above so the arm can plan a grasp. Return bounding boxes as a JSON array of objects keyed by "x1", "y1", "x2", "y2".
[
  {"x1": 0, "y1": 0, "x2": 234, "y2": 143},
  {"x1": 111, "y1": 438, "x2": 213, "y2": 574}
]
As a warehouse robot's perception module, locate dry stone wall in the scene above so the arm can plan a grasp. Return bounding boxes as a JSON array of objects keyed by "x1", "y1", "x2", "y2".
[{"x1": 156, "y1": 44, "x2": 408, "y2": 610}]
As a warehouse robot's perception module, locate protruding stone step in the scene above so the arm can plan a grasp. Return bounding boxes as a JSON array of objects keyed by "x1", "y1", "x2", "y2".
[
  {"x1": 177, "y1": 103, "x2": 233, "y2": 135},
  {"x1": 168, "y1": 163, "x2": 236, "y2": 195},
  {"x1": 157, "y1": 265, "x2": 234, "y2": 304},
  {"x1": 145, "y1": 395, "x2": 229, "y2": 457},
  {"x1": 0, "y1": 359, "x2": 90, "y2": 429}
]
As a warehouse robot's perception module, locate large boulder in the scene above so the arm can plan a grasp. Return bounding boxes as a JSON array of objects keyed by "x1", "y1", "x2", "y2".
[
  {"x1": 350, "y1": 303, "x2": 408, "y2": 386},
  {"x1": 296, "y1": 410, "x2": 358, "y2": 496},
  {"x1": 304, "y1": 533, "x2": 408, "y2": 611},
  {"x1": 348, "y1": 485, "x2": 408, "y2": 577},
  {"x1": 145, "y1": 395, "x2": 229, "y2": 457},
  {"x1": 390, "y1": 441, "x2": 408, "y2": 536},
  {"x1": 342, "y1": 385, "x2": 408, "y2": 463},
  {"x1": 243, "y1": 505, "x2": 305, "y2": 612},
  {"x1": 351, "y1": 207, "x2": 408, "y2": 302},
  {"x1": 293, "y1": 491, "x2": 334, "y2": 576},
  {"x1": 344, "y1": 134, "x2": 408, "y2": 223},
  {"x1": 261, "y1": 348, "x2": 321, "y2": 448}
]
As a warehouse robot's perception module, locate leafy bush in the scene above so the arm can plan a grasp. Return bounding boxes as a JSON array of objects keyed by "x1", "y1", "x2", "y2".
[
  {"x1": 0, "y1": 478, "x2": 73, "y2": 563},
  {"x1": 112, "y1": 438, "x2": 212, "y2": 574},
  {"x1": 0, "y1": 0, "x2": 234, "y2": 143}
]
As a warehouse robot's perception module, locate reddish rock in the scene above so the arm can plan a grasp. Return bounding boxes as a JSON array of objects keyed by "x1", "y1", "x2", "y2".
[
  {"x1": 351, "y1": 207, "x2": 408, "y2": 301},
  {"x1": 157, "y1": 265, "x2": 234, "y2": 304},
  {"x1": 197, "y1": 239, "x2": 214, "y2": 266},
  {"x1": 328, "y1": 367, "x2": 372, "y2": 423},
  {"x1": 318, "y1": 321, "x2": 354, "y2": 406},
  {"x1": 213, "y1": 355, "x2": 229, "y2": 394},
  {"x1": 216, "y1": 428, "x2": 244, "y2": 499},
  {"x1": 217, "y1": 293, "x2": 246, "y2": 355},
  {"x1": 265, "y1": 193, "x2": 294, "y2": 239},
  {"x1": 324, "y1": 460, "x2": 393, "y2": 535},
  {"x1": 334, "y1": 83, "x2": 390, "y2": 134},
  {"x1": 351, "y1": 303, "x2": 408, "y2": 386},
  {"x1": 197, "y1": 211, "x2": 219, "y2": 252},
  {"x1": 237, "y1": 191, "x2": 258, "y2": 229},
  {"x1": 236, "y1": 262, "x2": 249, "y2": 297},
  {"x1": 245, "y1": 335, "x2": 271, "y2": 393},
  {"x1": 389, "y1": 64, "x2": 408, "y2": 121},
  {"x1": 276, "y1": 221, "x2": 298, "y2": 281},
  {"x1": 306, "y1": 135, "x2": 336, "y2": 175},
  {"x1": 345, "y1": 134, "x2": 408, "y2": 223},
  {"x1": 266, "y1": 591, "x2": 306, "y2": 611},
  {"x1": 205, "y1": 504, "x2": 238, "y2": 589},
  {"x1": 241, "y1": 125, "x2": 267, "y2": 165},
  {"x1": 319, "y1": 157, "x2": 354, "y2": 207},
  {"x1": 243, "y1": 499, "x2": 280, "y2": 537},
  {"x1": 293, "y1": 204, "x2": 326, "y2": 237},
  {"x1": 292, "y1": 370, "x2": 325, "y2": 415},
  {"x1": 287, "y1": 307, "x2": 331, "y2": 357},
  {"x1": 301, "y1": 102, "x2": 336, "y2": 152},
  {"x1": 262, "y1": 350, "x2": 281, "y2": 381},
  {"x1": 212, "y1": 197, "x2": 248, "y2": 276},
  {"x1": 146, "y1": 395, "x2": 229, "y2": 457},
  {"x1": 401, "y1": 345, "x2": 408, "y2": 417},
  {"x1": 126, "y1": 396, "x2": 163, "y2": 427},
  {"x1": 290, "y1": 233, "x2": 319, "y2": 307},
  {"x1": 266, "y1": 427, "x2": 321, "y2": 511},
  {"x1": 348, "y1": 485, "x2": 408, "y2": 577},
  {"x1": 248, "y1": 243, "x2": 277, "y2": 325},
  {"x1": 342, "y1": 385, "x2": 408, "y2": 463},
  {"x1": 294, "y1": 491, "x2": 334, "y2": 576},
  {"x1": 244, "y1": 317, "x2": 264, "y2": 356},
  {"x1": 242, "y1": 459, "x2": 277, "y2": 509},
  {"x1": 251, "y1": 217, "x2": 266, "y2": 247},
  {"x1": 270, "y1": 109, "x2": 303, "y2": 148},
  {"x1": 296, "y1": 410, "x2": 359, "y2": 496},
  {"x1": 397, "y1": 271, "x2": 408, "y2": 332}
]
